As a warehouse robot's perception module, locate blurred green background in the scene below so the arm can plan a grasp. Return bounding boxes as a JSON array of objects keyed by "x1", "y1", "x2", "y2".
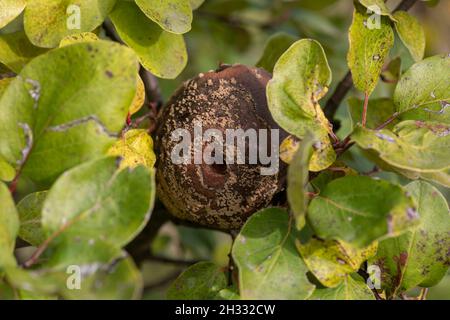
[{"x1": 140, "y1": 0, "x2": 449, "y2": 300}]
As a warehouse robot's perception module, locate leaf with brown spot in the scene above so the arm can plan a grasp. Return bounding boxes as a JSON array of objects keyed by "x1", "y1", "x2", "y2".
[{"x1": 370, "y1": 181, "x2": 450, "y2": 297}]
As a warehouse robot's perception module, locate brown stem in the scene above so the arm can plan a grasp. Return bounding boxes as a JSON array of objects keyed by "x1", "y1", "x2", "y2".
[
  {"x1": 323, "y1": 0, "x2": 419, "y2": 122},
  {"x1": 22, "y1": 219, "x2": 74, "y2": 268},
  {"x1": 393, "y1": 0, "x2": 418, "y2": 12},
  {"x1": 143, "y1": 255, "x2": 200, "y2": 266},
  {"x1": 375, "y1": 112, "x2": 399, "y2": 130},
  {"x1": 139, "y1": 67, "x2": 163, "y2": 111},
  {"x1": 362, "y1": 92, "x2": 369, "y2": 127},
  {"x1": 324, "y1": 71, "x2": 352, "y2": 122}
]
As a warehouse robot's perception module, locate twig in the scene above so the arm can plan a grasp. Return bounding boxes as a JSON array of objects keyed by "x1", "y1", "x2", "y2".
[
  {"x1": 144, "y1": 255, "x2": 200, "y2": 266},
  {"x1": 393, "y1": 0, "x2": 419, "y2": 12},
  {"x1": 324, "y1": 71, "x2": 352, "y2": 121},
  {"x1": 22, "y1": 219, "x2": 75, "y2": 268},
  {"x1": 375, "y1": 112, "x2": 399, "y2": 130},
  {"x1": 139, "y1": 67, "x2": 163, "y2": 111},
  {"x1": 418, "y1": 288, "x2": 429, "y2": 300},
  {"x1": 323, "y1": 0, "x2": 419, "y2": 122},
  {"x1": 227, "y1": 231, "x2": 238, "y2": 286},
  {"x1": 363, "y1": 166, "x2": 380, "y2": 176},
  {"x1": 358, "y1": 266, "x2": 384, "y2": 300}
]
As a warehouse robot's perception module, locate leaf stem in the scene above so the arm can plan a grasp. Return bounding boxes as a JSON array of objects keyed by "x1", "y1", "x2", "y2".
[{"x1": 362, "y1": 92, "x2": 369, "y2": 127}]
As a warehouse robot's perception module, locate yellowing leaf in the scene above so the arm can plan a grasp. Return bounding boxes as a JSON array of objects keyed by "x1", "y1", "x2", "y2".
[
  {"x1": 108, "y1": 129, "x2": 156, "y2": 170},
  {"x1": 0, "y1": 31, "x2": 47, "y2": 73},
  {"x1": 352, "y1": 121, "x2": 450, "y2": 173},
  {"x1": 309, "y1": 274, "x2": 375, "y2": 300},
  {"x1": 297, "y1": 238, "x2": 378, "y2": 287},
  {"x1": 129, "y1": 76, "x2": 145, "y2": 115},
  {"x1": 280, "y1": 135, "x2": 300, "y2": 164},
  {"x1": 24, "y1": 0, "x2": 116, "y2": 48},
  {"x1": 267, "y1": 39, "x2": 336, "y2": 171},
  {"x1": 0, "y1": 0, "x2": 25, "y2": 29},
  {"x1": 59, "y1": 32, "x2": 99, "y2": 47},
  {"x1": 347, "y1": 7, "x2": 394, "y2": 94}
]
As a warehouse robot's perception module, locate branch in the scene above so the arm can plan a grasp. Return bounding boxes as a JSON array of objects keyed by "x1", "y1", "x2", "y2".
[
  {"x1": 138, "y1": 254, "x2": 200, "y2": 266},
  {"x1": 139, "y1": 67, "x2": 163, "y2": 111},
  {"x1": 323, "y1": 0, "x2": 419, "y2": 122}
]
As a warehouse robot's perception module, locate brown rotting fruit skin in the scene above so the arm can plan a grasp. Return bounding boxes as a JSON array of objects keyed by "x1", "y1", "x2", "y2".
[{"x1": 155, "y1": 64, "x2": 287, "y2": 231}]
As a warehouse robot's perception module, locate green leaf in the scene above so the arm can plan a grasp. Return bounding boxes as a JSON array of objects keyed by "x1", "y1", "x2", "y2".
[
  {"x1": 17, "y1": 191, "x2": 47, "y2": 247},
  {"x1": 297, "y1": 238, "x2": 377, "y2": 288},
  {"x1": 107, "y1": 129, "x2": 156, "y2": 170},
  {"x1": 309, "y1": 274, "x2": 374, "y2": 300},
  {"x1": 63, "y1": 255, "x2": 142, "y2": 300},
  {"x1": 0, "y1": 279, "x2": 15, "y2": 299},
  {"x1": 0, "y1": 41, "x2": 138, "y2": 184},
  {"x1": 6, "y1": 240, "x2": 142, "y2": 299},
  {"x1": 217, "y1": 287, "x2": 240, "y2": 300},
  {"x1": 310, "y1": 164, "x2": 357, "y2": 194},
  {"x1": 167, "y1": 262, "x2": 227, "y2": 299},
  {"x1": 0, "y1": 77, "x2": 13, "y2": 97},
  {"x1": 135, "y1": 0, "x2": 192, "y2": 34},
  {"x1": 42, "y1": 157, "x2": 155, "y2": 248},
  {"x1": 0, "y1": 31, "x2": 47, "y2": 73},
  {"x1": 0, "y1": 0, "x2": 25, "y2": 29},
  {"x1": 24, "y1": 0, "x2": 116, "y2": 48},
  {"x1": 348, "y1": 97, "x2": 398, "y2": 129},
  {"x1": 0, "y1": 182, "x2": 19, "y2": 268},
  {"x1": 393, "y1": 54, "x2": 449, "y2": 115},
  {"x1": 110, "y1": 1, "x2": 187, "y2": 79},
  {"x1": 287, "y1": 132, "x2": 314, "y2": 230},
  {"x1": 352, "y1": 121, "x2": 450, "y2": 172},
  {"x1": 232, "y1": 208, "x2": 315, "y2": 299},
  {"x1": 308, "y1": 175, "x2": 419, "y2": 248},
  {"x1": 347, "y1": 7, "x2": 394, "y2": 94},
  {"x1": 267, "y1": 39, "x2": 335, "y2": 171},
  {"x1": 256, "y1": 32, "x2": 297, "y2": 73},
  {"x1": 358, "y1": 0, "x2": 394, "y2": 19},
  {"x1": 393, "y1": 11, "x2": 425, "y2": 62},
  {"x1": 370, "y1": 181, "x2": 450, "y2": 297}
]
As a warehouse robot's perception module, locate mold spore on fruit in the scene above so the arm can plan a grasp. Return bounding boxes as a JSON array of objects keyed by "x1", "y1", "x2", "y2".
[{"x1": 155, "y1": 64, "x2": 287, "y2": 230}]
